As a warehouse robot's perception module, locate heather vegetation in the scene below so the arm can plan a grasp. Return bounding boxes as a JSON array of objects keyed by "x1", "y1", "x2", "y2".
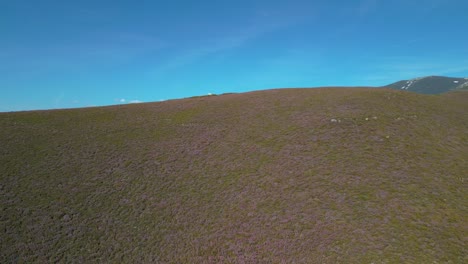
[{"x1": 1, "y1": 88, "x2": 467, "y2": 263}]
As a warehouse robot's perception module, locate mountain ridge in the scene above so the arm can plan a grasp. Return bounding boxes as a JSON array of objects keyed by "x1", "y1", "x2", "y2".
[
  {"x1": 2, "y1": 75, "x2": 467, "y2": 113},
  {"x1": 382, "y1": 75, "x2": 468, "y2": 94}
]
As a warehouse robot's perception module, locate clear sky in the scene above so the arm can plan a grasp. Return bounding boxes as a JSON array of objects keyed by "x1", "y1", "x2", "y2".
[{"x1": 1, "y1": 0, "x2": 468, "y2": 112}]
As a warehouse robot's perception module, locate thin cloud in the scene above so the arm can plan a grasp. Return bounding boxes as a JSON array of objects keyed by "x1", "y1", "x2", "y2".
[
  {"x1": 379, "y1": 61, "x2": 468, "y2": 77},
  {"x1": 355, "y1": 0, "x2": 379, "y2": 16},
  {"x1": 149, "y1": 13, "x2": 305, "y2": 77},
  {"x1": 116, "y1": 98, "x2": 143, "y2": 104},
  {"x1": 2, "y1": 32, "x2": 166, "y2": 77},
  {"x1": 358, "y1": 57, "x2": 468, "y2": 85},
  {"x1": 149, "y1": 34, "x2": 253, "y2": 76}
]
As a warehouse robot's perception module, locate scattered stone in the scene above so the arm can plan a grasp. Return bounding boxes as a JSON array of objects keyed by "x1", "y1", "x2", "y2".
[
  {"x1": 62, "y1": 214, "x2": 71, "y2": 221},
  {"x1": 120, "y1": 198, "x2": 130, "y2": 205}
]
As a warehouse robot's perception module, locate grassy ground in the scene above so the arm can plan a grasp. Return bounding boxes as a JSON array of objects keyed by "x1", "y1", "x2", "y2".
[{"x1": 1, "y1": 88, "x2": 467, "y2": 263}]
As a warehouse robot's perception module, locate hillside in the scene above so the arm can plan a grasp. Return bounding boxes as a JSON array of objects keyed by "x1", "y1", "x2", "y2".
[
  {"x1": 383, "y1": 76, "x2": 468, "y2": 94},
  {"x1": 1, "y1": 88, "x2": 467, "y2": 263}
]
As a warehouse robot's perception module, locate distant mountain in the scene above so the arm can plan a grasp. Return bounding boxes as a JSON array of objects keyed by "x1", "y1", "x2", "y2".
[{"x1": 383, "y1": 76, "x2": 468, "y2": 94}]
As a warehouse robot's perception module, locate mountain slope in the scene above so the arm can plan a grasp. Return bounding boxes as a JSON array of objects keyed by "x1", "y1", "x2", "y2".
[
  {"x1": 1, "y1": 88, "x2": 467, "y2": 263},
  {"x1": 383, "y1": 75, "x2": 468, "y2": 94}
]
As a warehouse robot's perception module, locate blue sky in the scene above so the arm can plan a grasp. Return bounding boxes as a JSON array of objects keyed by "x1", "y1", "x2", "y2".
[{"x1": 1, "y1": 0, "x2": 468, "y2": 112}]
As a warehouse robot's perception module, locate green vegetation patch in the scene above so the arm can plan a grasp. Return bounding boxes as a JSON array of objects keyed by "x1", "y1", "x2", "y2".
[{"x1": 1, "y1": 88, "x2": 467, "y2": 263}]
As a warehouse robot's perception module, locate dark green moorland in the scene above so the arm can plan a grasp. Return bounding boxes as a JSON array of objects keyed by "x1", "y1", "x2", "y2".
[{"x1": 1, "y1": 88, "x2": 467, "y2": 263}]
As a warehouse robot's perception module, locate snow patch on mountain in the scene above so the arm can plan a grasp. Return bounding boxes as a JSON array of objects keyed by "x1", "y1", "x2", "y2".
[
  {"x1": 400, "y1": 76, "x2": 427, "y2": 90},
  {"x1": 387, "y1": 76, "x2": 468, "y2": 94},
  {"x1": 456, "y1": 81, "x2": 468, "y2": 89}
]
